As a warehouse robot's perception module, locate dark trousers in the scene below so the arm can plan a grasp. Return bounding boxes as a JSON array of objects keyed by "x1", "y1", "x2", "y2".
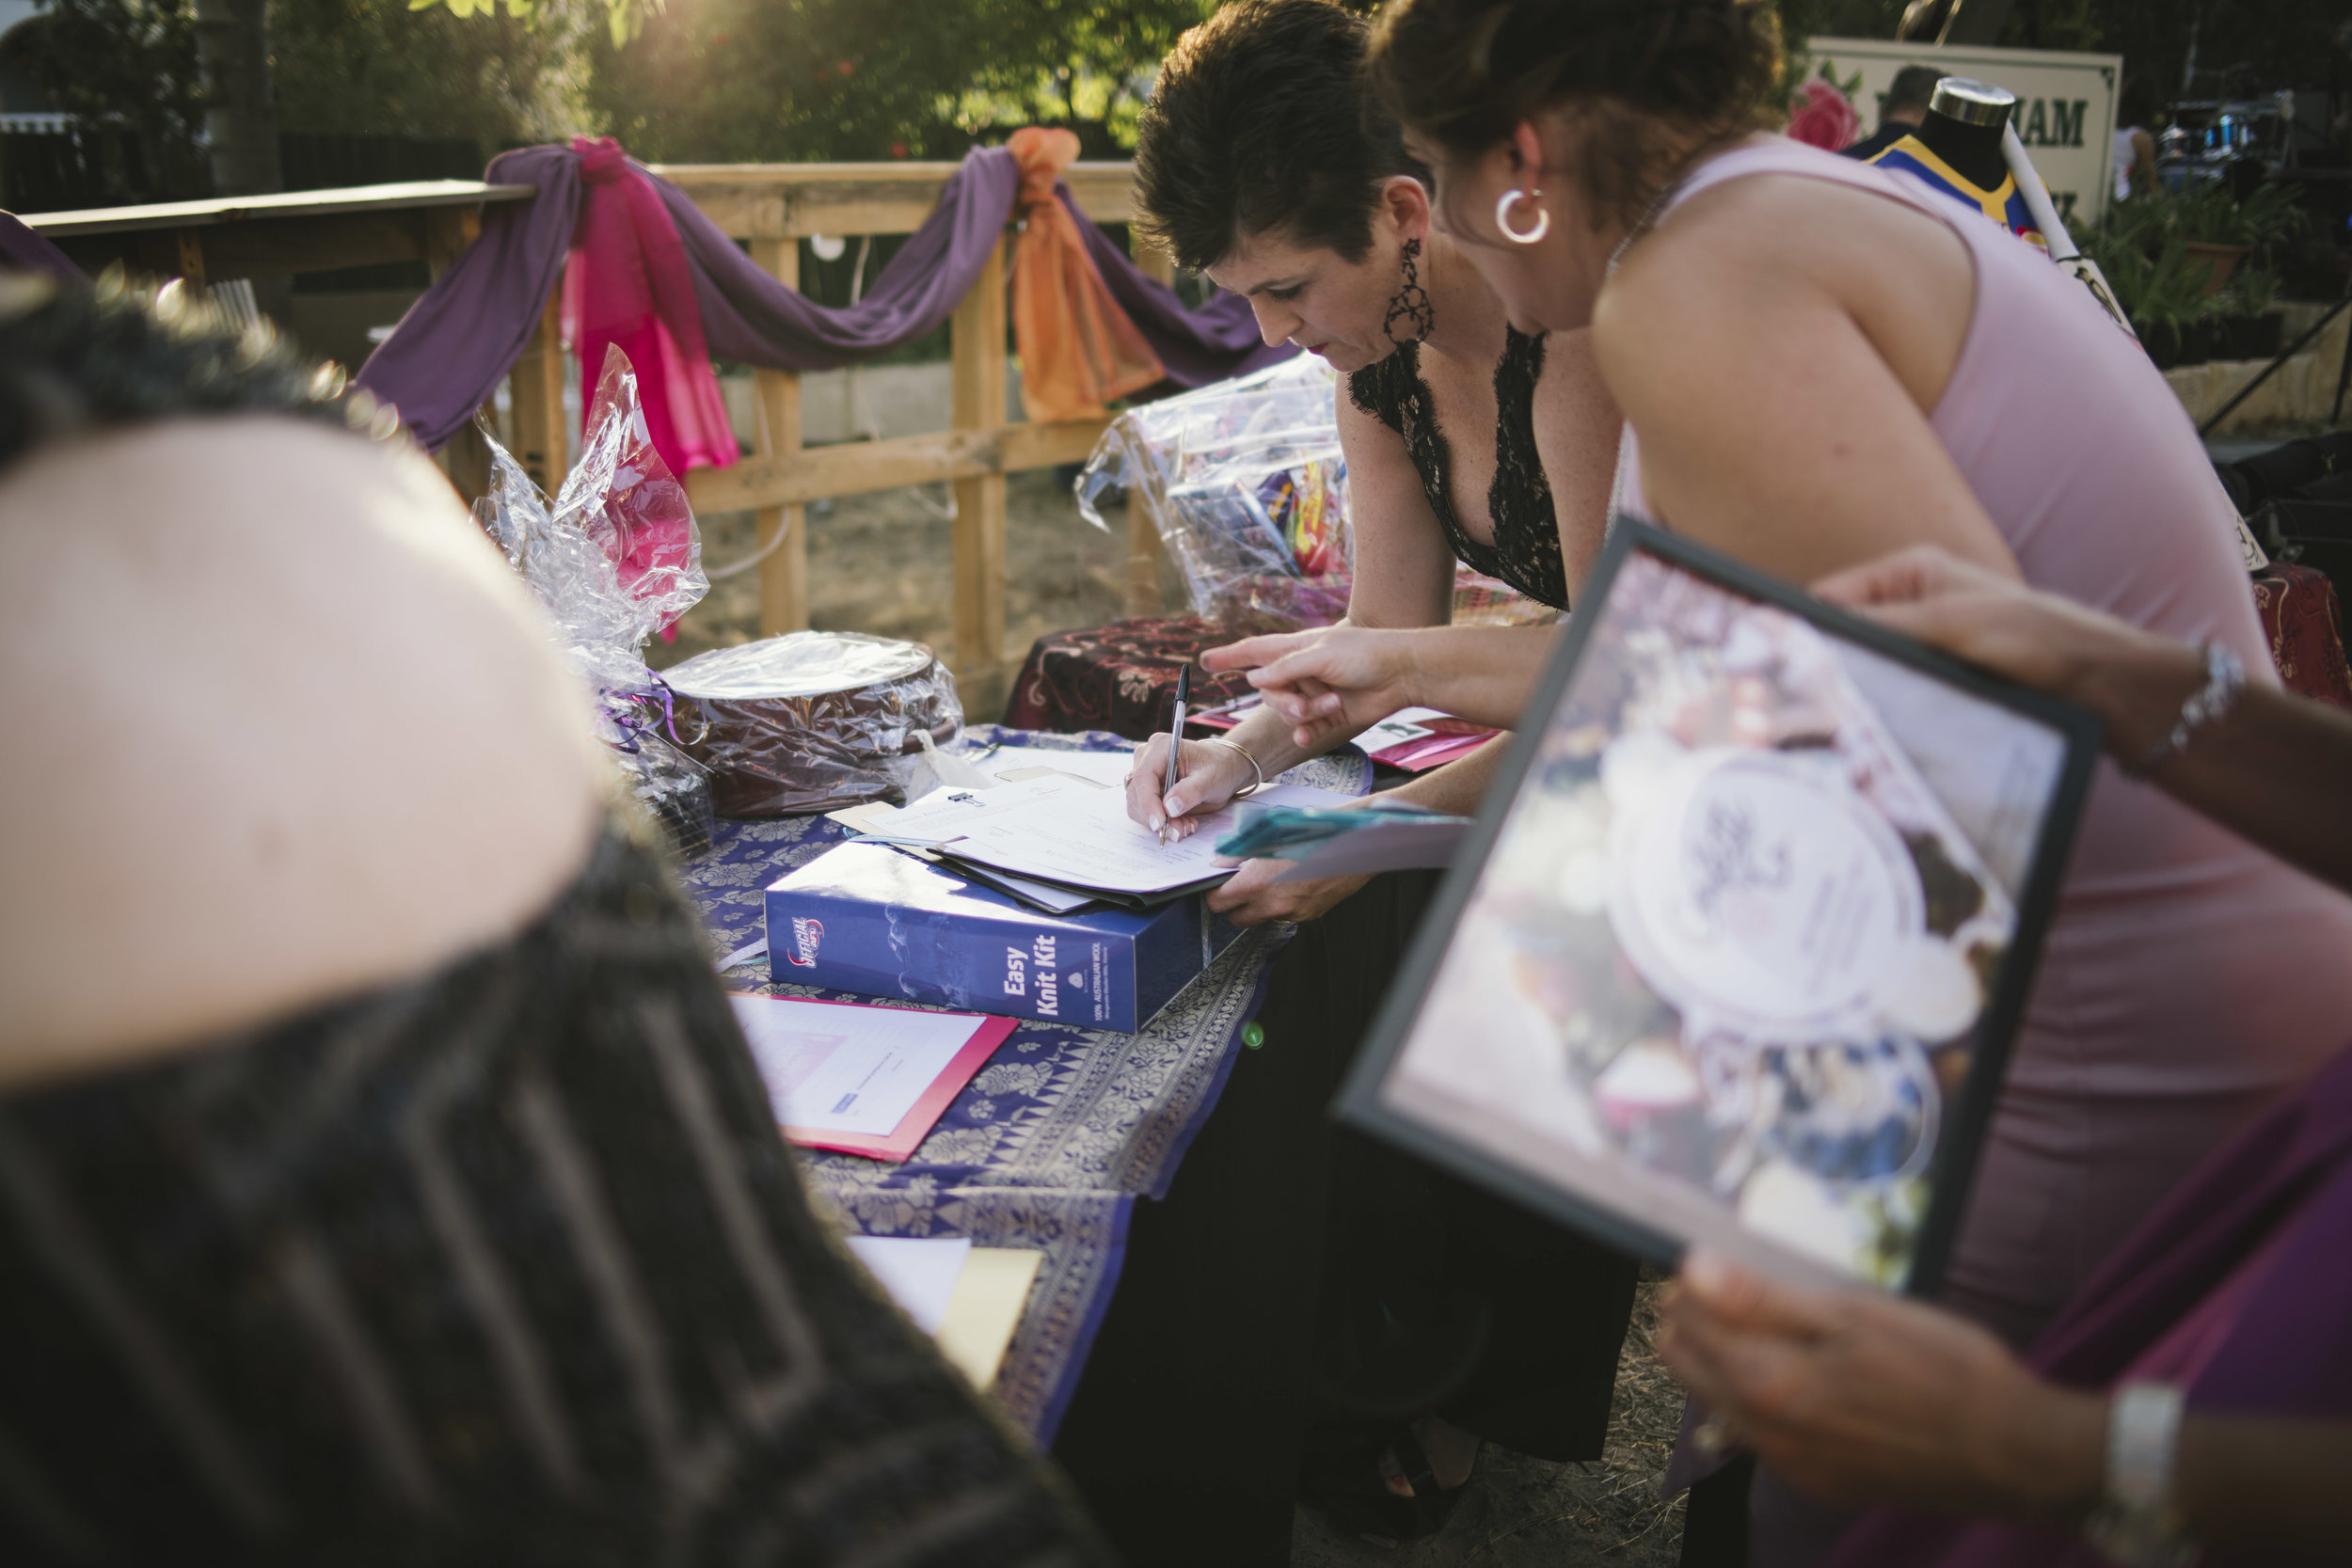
[{"x1": 1052, "y1": 873, "x2": 1640, "y2": 1566}]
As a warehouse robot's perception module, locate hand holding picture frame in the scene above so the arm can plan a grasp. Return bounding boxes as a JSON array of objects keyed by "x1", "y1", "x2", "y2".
[{"x1": 1338, "y1": 522, "x2": 2100, "y2": 1293}]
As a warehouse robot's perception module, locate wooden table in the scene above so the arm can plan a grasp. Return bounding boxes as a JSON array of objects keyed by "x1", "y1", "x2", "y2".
[{"x1": 22, "y1": 180, "x2": 536, "y2": 286}]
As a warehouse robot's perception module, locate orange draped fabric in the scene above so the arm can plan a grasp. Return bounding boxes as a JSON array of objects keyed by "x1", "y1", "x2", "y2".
[{"x1": 1008, "y1": 127, "x2": 1167, "y2": 422}]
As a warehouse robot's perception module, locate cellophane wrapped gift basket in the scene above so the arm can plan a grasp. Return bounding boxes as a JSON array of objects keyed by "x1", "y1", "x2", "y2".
[
  {"x1": 474, "y1": 346, "x2": 716, "y2": 856},
  {"x1": 1075, "y1": 354, "x2": 1558, "y2": 633}
]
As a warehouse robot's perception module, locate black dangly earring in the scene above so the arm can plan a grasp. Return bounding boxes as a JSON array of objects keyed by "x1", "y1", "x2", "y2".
[{"x1": 1383, "y1": 235, "x2": 1436, "y2": 344}]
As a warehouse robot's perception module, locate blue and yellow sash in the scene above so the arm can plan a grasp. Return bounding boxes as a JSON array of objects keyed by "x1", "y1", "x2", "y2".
[{"x1": 1867, "y1": 135, "x2": 2046, "y2": 250}]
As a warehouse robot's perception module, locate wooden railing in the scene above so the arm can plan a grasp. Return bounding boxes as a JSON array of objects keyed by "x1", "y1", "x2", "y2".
[
  {"x1": 652, "y1": 161, "x2": 1176, "y2": 695},
  {"x1": 30, "y1": 163, "x2": 1183, "y2": 702}
]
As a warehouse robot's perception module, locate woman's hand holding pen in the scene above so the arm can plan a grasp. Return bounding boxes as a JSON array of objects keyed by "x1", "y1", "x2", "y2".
[{"x1": 1123, "y1": 736, "x2": 1259, "y2": 844}]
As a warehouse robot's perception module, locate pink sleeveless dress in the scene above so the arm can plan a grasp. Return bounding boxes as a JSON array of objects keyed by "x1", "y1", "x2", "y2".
[{"x1": 1621, "y1": 140, "x2": 2352, "y2": 1347}]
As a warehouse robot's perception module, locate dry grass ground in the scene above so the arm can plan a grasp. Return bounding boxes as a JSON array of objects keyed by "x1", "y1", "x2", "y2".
[
  {"x1": 1292, "y1": 1278, "x2": 1688, "y2": 1568},
  {"x1": 648, "y1": 468, "x2": 1143, "y2": 719}
]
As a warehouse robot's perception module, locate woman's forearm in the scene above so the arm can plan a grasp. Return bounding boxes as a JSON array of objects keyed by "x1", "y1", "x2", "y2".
[
  {"x1": 1398, "y1": 625, "x2": 1562, "y2": 728},
  {"x1": 1219, "y1": 700, "x2": 1320, "y2": 781},
  {"x1": 2069, "y1": 636, "x2": 2352, "y2": 901},
  {"x1": 1365, "y1": 733, "x2": 1513, "y2": 816}
]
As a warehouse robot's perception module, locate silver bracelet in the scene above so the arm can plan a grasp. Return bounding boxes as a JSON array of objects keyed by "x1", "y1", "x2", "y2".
[
  {"x1": 2082, "y1": 1382, "x2": 2200, "y2": 1567},
  {"x1": 2124, "y1": 642, "x2": 2244, "y2": 780},
  {"x1": 1201, "y1": 736, "x2": 1265, "y2": 799}
]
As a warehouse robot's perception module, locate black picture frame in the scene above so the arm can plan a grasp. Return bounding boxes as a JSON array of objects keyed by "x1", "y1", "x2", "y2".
[{"x1": 1333, "y1": 519, "x2": 2104, "y2": 1296}]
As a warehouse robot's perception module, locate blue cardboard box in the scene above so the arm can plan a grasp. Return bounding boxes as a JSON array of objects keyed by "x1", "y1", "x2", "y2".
[{"x1": 765, "y1": 842, "x2": 1242, "y2": 1032}]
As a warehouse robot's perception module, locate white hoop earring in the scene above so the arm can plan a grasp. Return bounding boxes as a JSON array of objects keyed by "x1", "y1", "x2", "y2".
[{"x1": 1496, "y1": 187, "x2": 1550, "y2": 245}]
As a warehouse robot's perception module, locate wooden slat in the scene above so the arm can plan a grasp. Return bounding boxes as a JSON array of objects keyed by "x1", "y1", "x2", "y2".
[
  {"x1": 951, "y1": 235, "x2": 1009, "y2": 687},
  {"x1": 684, "y1": 416, "x2": 1107, "y2": 515},
  {"x1": 506, "y1": 286, "x2": 568, "y2": 496},
  {"x1": 653, "y1": 161, "x2": 1139, "y2": 239},
  {"x1": 1124, "y1": 503, "x2": 1166, "y2": 618},
  {"x1": 24, "y1": 180, "x2": 533, "y2": 236},
  {"x1": 1134, "y1": 239, "x2": 1178, "y2": 290},
  {"x1": 750, "y1": 238, "x2": 808, "y2": 637}
]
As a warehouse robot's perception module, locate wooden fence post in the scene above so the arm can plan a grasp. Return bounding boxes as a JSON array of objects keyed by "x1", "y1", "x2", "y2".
[
  {"x1": 506, "y1": 286, "x2": 568, "y2": 496},
  {"x1": 750, "y1": 238, "x2": 809, "y2": 636},
  {"x1": 950, "y1": 234, "x2": 1009, "y2": 698},
  {"x1": 1127, "y1": 236, "x2": 1178, "y2": 616}
]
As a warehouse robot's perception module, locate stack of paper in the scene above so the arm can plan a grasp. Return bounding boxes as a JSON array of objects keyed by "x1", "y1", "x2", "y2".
[
  {"x1": 843, "y1": 768, "x2": 1353, "y2": 911},
  {"x1": 843, "y1": 1235, "x2": 1044, "y2": 1391}
]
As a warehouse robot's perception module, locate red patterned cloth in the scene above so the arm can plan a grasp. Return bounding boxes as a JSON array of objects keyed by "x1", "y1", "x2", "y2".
[
  {"x1": 1002, "y1": 616, "x2": 1257, "y2": 740},
  {"x1": 2251, "y1": 562, "x2": 2352, "y2": 709}
]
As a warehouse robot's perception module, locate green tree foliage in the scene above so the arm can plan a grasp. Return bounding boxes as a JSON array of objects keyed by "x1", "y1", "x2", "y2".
[
  {"x1": 19, "y1": 0, "x2": 210, "y2": 196},
  {"x1": 580, "y1": 0, "x2": 1222, "y2": 163},
  {"x1": 270, "y1": 0, "x2": 590, "y2": 142}
]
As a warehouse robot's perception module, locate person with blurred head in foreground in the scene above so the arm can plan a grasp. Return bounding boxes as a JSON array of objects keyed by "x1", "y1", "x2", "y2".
[
  {"x1": 1660, "y1": 544, "x2": 2352, "y2": 1568},
  {"x1": 1123, "y1": 0, "x2": 1619, "y2": 929},
  {"x1": 1199, "y1": 0, "x2": 2352, "y2": 1557},
  {"x1": 0, "y1": 275, "x2": 1111, "y2": 1565}
]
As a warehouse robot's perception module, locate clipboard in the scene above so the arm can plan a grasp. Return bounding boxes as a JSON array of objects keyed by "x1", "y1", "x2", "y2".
[{"x1": 1335, "y1": 521, "x2": 2101, "y2": 1295}]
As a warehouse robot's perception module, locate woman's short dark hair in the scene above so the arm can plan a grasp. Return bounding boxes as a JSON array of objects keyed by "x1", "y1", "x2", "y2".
[
  {"x1": 1133, "y1": 0, "x2": 1422, "y2": 273},
  {"x1": 0, "y1": 272, "x2": 361, "y2": 476},
  {"x1": 1366, "y1": 0, "x2": 1782, "y2": 230}
]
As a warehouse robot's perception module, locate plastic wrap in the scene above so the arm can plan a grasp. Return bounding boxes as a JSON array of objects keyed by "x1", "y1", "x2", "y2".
[
  {"x1": 474, "y1": 346, "x2": 715, "y2": 857},
  {"x1": 1075, "y1": 353, "x2": 1558, "y2": 632},
  {"x1": 663, "y1": 631, "x2": 964, "y2": 817}
]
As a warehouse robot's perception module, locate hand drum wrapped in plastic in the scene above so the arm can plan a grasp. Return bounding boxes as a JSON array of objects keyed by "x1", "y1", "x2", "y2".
[{"x1": 663, "y1": 632, "x2": 964, "y2": 817}]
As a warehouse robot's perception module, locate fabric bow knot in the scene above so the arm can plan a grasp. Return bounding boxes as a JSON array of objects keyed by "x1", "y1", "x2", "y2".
[{"x1": 1007, "y1": 126, "x2": 1166, "y2": 423}]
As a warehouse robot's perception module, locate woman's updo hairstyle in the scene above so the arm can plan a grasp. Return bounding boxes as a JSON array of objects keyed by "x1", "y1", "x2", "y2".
[
  {"x1": 0, "y1": 270, "x2": 372, "y2": 476},
  {"x1": 1367, "y1": 0, "x2": 1781, "y2": 229}
]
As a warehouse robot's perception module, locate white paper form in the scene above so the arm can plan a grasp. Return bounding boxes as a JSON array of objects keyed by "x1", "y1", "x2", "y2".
[
  {"x1": 1359, "y1": 706, "x2": 1451, "y2": 749},
  {"x1": 935, "y1": 777, "x2": 1354, "y2": 894},
  {"x1": 728, "y1": 995, "x2": 989, "y2": 1137},
  {"x1": 870, "y1": 772, "x2": 1103, "y2": 844},
  {"x1": 979, "y1": 747, "x2": 1134, "y2": 788},
  {"x1": 844, "y1": 1235, "x2": 972, "y2": 1335}
]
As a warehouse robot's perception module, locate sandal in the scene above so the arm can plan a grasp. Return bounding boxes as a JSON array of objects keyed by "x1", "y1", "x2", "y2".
[{"x1": 1300, "y1": 1421, "x2": 1478, "y2": 1544}]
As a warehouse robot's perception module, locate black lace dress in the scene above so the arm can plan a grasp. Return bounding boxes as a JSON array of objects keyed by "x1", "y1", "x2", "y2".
[
  {"x1": 0, "y1": 818, "x2": 1111, "y2": 1567},
  {"x1": 1348, "y1": 326, "x2": 1569, "y2": 611}
]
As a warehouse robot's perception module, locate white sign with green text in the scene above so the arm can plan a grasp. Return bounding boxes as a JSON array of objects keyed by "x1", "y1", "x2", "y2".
[{"x1": 1805, "y1": 38, "x2": 2123, "y2": 229}]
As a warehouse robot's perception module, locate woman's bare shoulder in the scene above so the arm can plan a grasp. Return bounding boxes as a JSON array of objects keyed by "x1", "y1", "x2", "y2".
[{"x1": 0, "y1": 419, "x2": 609, "y2": 1085}]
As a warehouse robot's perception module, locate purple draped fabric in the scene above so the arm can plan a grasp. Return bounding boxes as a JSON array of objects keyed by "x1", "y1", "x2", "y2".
[
  {"x1": 356, "y1": 145, "x2": 582, "y2": 451},
  {"x1": 660, "y1": 147, "x2": 1024, "y2": 373},
  {"x1": 1, "y1": 212, "x2": 84, "y2": 281},
  {"x1": 1827, "y1": 1041, "x2": 2352, "y2": 1568},
  {"x1": 358, "y1": 141, "x2": 1290, "y2": 452},
  {"x1": 1060, "y1": 188, "x2": 1291, "y2": 388}
]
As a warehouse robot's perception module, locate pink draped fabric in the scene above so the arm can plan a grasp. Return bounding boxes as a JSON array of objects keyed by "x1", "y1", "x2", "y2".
[{"x1": 562, "y1": 136, "x2": 741, "y2": 477}]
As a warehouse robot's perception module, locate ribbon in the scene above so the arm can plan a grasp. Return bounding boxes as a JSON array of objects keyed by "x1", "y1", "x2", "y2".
[{"x1": 1008, "y1": 127, "x2": 1168, "y2": 422}]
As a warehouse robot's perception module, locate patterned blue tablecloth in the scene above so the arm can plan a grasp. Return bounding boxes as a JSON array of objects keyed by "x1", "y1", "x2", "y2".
[{"x1": 675, "y1": 725, "x2": 1368, "y2": 1442}]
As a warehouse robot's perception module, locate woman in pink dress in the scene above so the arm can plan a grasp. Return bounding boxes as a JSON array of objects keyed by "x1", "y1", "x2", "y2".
[{"x1": 1179, "y1": 0, "x2": 2352, "y2": 1557}]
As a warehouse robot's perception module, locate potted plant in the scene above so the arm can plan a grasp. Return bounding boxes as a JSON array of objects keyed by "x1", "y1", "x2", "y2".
[
  {"x1": 2173, "y1": 182, "x2": 2309, "y2": 297},
  {"x1": 2130, "y1": 243, "x2": 2204, "y2": 370},
  {"x1": 2219, "y1": 269, "x2": 2284, "y2": 360}
]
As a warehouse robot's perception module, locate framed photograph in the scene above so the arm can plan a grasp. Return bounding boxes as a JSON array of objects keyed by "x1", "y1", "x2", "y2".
[{"x1": 1336, "y1": 522, "x2": 2102, "y2": 1293}]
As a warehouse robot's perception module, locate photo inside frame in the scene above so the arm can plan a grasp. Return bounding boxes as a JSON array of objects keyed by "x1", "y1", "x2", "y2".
[{"x1": 1345, "y1": 528, "x2": 2095, "y2": 1292}]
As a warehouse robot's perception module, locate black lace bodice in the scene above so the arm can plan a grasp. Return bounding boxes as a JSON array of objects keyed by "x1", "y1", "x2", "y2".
[
  {"x1": 1347, "y1": 326, "x2": 1568, "y2": 611},
  {"x1": 0, "y1": 818, "x2": 1109, "y2": 1566}
]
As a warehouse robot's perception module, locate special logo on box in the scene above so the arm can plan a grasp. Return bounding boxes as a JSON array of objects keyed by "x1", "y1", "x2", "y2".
[{"x1": 785, "y1": 916, "x2": 825, "y2": 968}]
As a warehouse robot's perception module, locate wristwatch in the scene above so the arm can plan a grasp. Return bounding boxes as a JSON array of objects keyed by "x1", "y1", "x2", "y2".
[{"x1": 2081, "y1": 1382, "x2": 2201, "y2": 1566}]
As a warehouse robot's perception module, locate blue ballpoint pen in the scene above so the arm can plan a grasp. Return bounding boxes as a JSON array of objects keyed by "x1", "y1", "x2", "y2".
[{"x1": 1159, "y1": 664, "x2": 1190, "y2": 846}]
